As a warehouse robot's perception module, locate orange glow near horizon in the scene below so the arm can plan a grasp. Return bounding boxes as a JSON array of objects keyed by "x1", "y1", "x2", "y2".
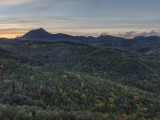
[
  {"x1": 0, "y1": 34, "x2": 23, "y2": 38},
  {"x1": 0, "y1": 28, "x2": 135, "y2": 39},
  {"x1": 0, "y1": 28, "x2": 158, "y2": 39}
]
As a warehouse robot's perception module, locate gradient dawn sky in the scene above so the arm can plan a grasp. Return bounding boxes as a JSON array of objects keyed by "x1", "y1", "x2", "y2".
[{"x1": 1, "y1": 0, "x2": 160, "y2": 38}]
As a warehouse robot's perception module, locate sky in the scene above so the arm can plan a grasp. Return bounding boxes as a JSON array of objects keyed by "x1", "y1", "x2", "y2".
[{"x1": 1, "y1": 0, "x2": 160, "y2": 38}]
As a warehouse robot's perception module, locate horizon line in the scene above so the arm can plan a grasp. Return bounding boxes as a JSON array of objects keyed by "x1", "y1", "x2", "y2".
[{"x1": 0, "y1": 28, "x2": 160, "y2": 39}]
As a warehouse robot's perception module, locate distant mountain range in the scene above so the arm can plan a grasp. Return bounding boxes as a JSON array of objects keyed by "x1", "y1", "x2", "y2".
[
  {"x1": 16, "y1": 28, "x2": 160, "y2": 47},
  {"x1": 16, "y1": 28, "x2": 95, "y2": 41}
]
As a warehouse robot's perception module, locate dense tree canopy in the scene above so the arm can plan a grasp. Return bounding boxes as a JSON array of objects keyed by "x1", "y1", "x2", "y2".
[{"x1": 0, "y1": 39, "x2": 160, "y2": 119}]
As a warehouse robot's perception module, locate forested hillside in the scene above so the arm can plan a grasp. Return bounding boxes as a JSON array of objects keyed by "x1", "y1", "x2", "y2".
[
  {"x1": 1, "y1": 40, "x2": 160, "y2": 94},
  {"x1": 127, "y1": 46, "x2": 160, "y2": 62},
  {"x1": 0, "y1": 39, "x2": 160, "y2": 119}
]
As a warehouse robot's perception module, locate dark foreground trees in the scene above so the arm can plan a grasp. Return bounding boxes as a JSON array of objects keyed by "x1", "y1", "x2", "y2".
[{"x1": 1, "y1": 40, "x2": 160, "y2": 119}]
